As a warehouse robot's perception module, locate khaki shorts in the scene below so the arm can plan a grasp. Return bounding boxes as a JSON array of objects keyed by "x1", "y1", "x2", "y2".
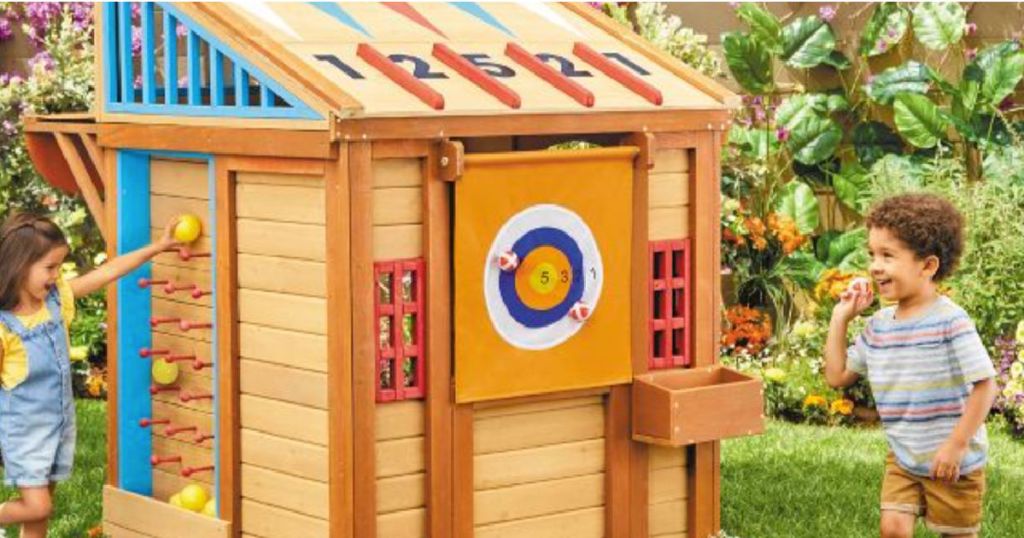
[{"x1": 881, "y1": 453, "x2": 985, "y2": 535}]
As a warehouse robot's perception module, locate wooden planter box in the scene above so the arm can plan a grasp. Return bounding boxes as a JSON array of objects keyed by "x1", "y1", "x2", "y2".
[
  {"x1": 632, "y1": 365, "x2": 764, "y2": 446},
  {"x1": 103, "y1": 486, "x2": 231, "y2": 538}
]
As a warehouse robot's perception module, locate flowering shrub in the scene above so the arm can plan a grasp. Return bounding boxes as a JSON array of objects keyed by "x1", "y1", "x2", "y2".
[
  {"x1": 601, "y1": 2, "x2": 721, "y2": 78},
  {"x1": 722, "y1": 305, "x2": 773, "y2": 356},
  {"x1": 994, "y1": 323, "x2": 1024, "y2": 438}
]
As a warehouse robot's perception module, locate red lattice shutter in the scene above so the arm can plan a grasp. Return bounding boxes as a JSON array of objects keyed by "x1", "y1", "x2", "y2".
[
  {"x1": 374, "y1": 259, "x2": 426, "y2": 402},
  {"x1": 648, "y1": 239, "x2": 691, "y2": 370}
]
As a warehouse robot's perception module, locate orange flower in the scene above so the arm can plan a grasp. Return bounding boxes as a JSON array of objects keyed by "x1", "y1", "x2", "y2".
[
  {"x1": 745, "y1": 217, "x2": 768, "y2": 251},
  {"x1": 722, "y1": 305, "x2": 772, "y2": 355},
  {"x1": 768, "y1": 213, "x2": 807, "y2": 254},
  {"x1": 830, "y1": 398, "x2": 854, "y2": 416},
  {"x1": 814, "y1": 269, "x2": 867, "y2": 302},
  {"x1": 803, "y1": 395, "x2": 827, "y2": 409}
]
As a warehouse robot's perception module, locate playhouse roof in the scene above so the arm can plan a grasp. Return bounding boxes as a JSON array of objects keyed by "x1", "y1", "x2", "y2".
[{"x1": 181, "y1": 2, "x2": 736, "y2": 118}]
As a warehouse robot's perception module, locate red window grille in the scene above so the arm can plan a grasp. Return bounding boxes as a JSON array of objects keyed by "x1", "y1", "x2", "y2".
[
  {"x1": 648, "y1": 239, "x2": 691, "y2": 370},
  {"x1": 374, "y1": 259, "x2": 426, "y2": 402}
]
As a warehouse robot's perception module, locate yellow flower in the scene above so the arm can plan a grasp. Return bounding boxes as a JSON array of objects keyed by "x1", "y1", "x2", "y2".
[
  {"x1": 830, "y1": 398, "x2": 854, "y2": 416},
  {"x1": 1016, "y1": 320, "x2": 1024, "y2": 343},
  {"x1": 792, "y1": 320, "x2": 817, "y2": 338},
  {"x1": 1004, "y1": 386, "x2": 1017, "y2": 399},
  {"x1": 86, "y1": 375, "x2": 104, "y2": 397},
  {"x1": 763, "y1": 367, "x2": 787, "y2": 383},
  {"x1": 803, "y1": 394, "x2": 827, "y2": 409},
  {"x1": 1012, "y1": 362, "x2": 1024, "y2": 379},
  {"x1": 61, "y1": 262, "x2": 79, "y2": 280},
  {"x1": 69, "y1": 345, "x2": 89, "y2": 362}
]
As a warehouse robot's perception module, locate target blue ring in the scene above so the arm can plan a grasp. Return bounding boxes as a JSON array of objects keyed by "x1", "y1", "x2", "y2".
[{"x1": 499, "y1": 227, "x2": 584, "y2": 328}]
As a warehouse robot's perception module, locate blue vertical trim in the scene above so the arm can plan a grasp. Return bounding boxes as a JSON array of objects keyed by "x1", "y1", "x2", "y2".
[
  {"x1": 187, "y1": 30, "x2": 201, "y2": 105},
  {"x1": 452, "y1": 2, "x2": 515, "y2": 37},
  {"x1": 116, "y1": 150, "x2": 153, "y2": 495},
  {"x1": 118, "y1": 2, "x2": 134, "y2": 103},
  {"x1": 163, "y1": 11, "x2": 177, "y2": 105},
  {"x1": 310, "y1": 2, "x2": 372, "y2": 37},
  {"x1": 141, "y1": 2, "x2": 156, "y2": 104},
  {"x1": 259, "y1": 82, "x2": 272, "y2": 109},
  {"x1": 211, "y1": 50, "x2": 225, "y2": 107},
  {"x1": 235, "y1": 66, "x2": 249, "y2": 106},
  {"x1": 102, "y1": 3, "x2": 119, "y2": 105}
]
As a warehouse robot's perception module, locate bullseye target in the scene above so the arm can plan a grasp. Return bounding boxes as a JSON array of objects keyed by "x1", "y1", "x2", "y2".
[{"x1": 484, "y1": 204, "x2": 603, "y2": 350}]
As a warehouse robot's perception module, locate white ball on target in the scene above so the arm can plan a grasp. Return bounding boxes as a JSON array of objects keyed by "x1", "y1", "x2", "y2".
[
  {"x1": 848, "y1": 277, "x2": 871, "y2": 294},
  {"x1": 497, "y1": 250, "x2": 519, "y2": 272},
  {"x1": 568, "y1": 302, "x2": 592, "y2": 322}
]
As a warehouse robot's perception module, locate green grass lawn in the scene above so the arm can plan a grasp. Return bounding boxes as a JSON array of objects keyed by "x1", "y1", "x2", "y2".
[
  {"x1": 722, "y1": 419, "x2": 1024, "y2": 537},
  {"x1": 1, "y1": 399, "x2": 105, "y2": 538}
]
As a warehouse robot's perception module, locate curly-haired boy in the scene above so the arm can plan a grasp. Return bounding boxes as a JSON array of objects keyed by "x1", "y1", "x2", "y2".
[{"x1": 824, "y1": 193, "x2": 998, "y2": 538}]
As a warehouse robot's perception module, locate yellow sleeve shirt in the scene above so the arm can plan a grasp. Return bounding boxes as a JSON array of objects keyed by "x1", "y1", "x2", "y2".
[{"x1": 0, "y1": 275, "x2": 76, "y2": 389}]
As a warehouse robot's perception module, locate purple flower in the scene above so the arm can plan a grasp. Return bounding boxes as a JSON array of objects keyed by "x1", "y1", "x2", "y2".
[
  {"x1": 9, "y1": 75, "x2": 23, "y2": 85},
  {"x1": 131, "y1": 2, "x2": 141, "y2": 21},
  {"x1": 0, "y1": 17, "x2": 12, "y2": 41},
  {"x1": 133, "y1": 74, "x2": 142, "y2": 90},
  {"x1": 887, "y1": 28, "x2": 898, "y2": 39},
  {"x1": 818, "y1": 5, "x2": 837, "y2": 22},
  {"x1": 2, "y1": 120, "x2": 16, "y2": 136},
  {"x1": 753, "y1": 106, "x2": 767, "y2": 123},
  {"x1": 28, "y1": 50, "x2": 54, "y2": 71},
  {"x1": 965, "y1": 48, "x2": 977, "y2": 61},
  {"x1": 131, "y1": 26, "x2": 142, "y2": 56},
  {"x1": 176, "y1": 22, "x2": 188, "y2": 38},
  {"x1": 964, "y1": 22, "x2": 977, "y2": 36},
  {"x1": 775, "y1": 126, "x2": 790, "y2": 142},
  {"x1": 875, "y1": 39, "x2": 888, "y2": 53},
  {"x1": 177, "y1": 75, "x2": 188, "y2": 89},
  {"x1": 0, "y1": 73, "x2": 8, "y2": 86}
]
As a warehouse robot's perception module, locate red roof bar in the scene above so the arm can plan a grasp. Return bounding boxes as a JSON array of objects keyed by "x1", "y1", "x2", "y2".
[
  {"x1": 572, "y1": 42, "x2": 663, "y2": 106},
  {"x1": 357, "y1": 43, "x2": 445, "y2": 110},
  {"x1": 432, "y1": 43, "x2": 521, "y2": 109},
  {"x1": 504, "y1": 42, "x2": 594, "y2": 108}
]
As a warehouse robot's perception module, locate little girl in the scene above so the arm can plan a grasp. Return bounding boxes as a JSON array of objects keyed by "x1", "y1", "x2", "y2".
[{"x1": 0, "y1": 212, "x2": 179, "y2": 537}]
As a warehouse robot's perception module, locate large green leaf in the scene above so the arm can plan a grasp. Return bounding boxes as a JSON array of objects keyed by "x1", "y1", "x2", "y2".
[
  {"x1": 823, "y1": 50, "x2": 853, "y2": 70},
  {"x1": 973, "y1": 42, "x2": 1024, "y2": 106},
  {"x1": 729, "y1": 124, "x2": 780, "y2": 159},
  {"x1": 859, "y1": 3, "x2": 910, "y2": 57},
  {"x1": 865, "y1": 62, "x2": 931, "y2": 104},
  {"x1": 775, "y1": 94, "x2": 841, "y2": 165},
  {"x1": 773, "y1": 181, "x2": 820, "y2": 234},
  {"x1": 852, "y1": 121, "x2": 903, "y2": 166},
  {"x1": 912, "y1": 2, "x2": 966, "y2": 51},
  {"x1": 735, "y1": 3, "x2": 783, "y2": 53},
  {"x1": 722, "y1": 31, "x2": 774, "y2": 94},
  {"x1": 781, "y1": 16, "x2": 836, "y2": 68},
  {"x1": 777, "y1": 251, "x2": 825, "y2": 290},
  {"x1": 827, "y1": 228, "x2": 868, "y2": 268},
  {"x1": 832, "y1": 163, "x2": 872, "y2": 215},
  {"x1": 893, "y1": 93, "x2": 951, "y2": 148}
]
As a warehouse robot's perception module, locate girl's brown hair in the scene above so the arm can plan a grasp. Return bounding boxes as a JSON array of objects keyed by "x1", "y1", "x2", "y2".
[{"x1": 0, "y1": 212, "x2": 68, "y2": 310}]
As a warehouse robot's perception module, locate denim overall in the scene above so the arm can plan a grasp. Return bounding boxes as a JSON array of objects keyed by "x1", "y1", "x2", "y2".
[{"x1": 0, "y1": 284, "x2": 76, "y2": 487}]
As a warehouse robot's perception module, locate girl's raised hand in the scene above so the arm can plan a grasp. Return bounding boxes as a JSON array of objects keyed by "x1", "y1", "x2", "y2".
[
  {"x1": 158, "y1": 216, "x2": 184, "y2": 250},
  {"x1": 832, "y1": 278, "x2": 874, "y2": 322}
]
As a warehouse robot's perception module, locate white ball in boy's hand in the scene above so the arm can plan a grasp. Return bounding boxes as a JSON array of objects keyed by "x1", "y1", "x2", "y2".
[{"x1": 848, "y1": 277, "x2": 871, "y2": 294}]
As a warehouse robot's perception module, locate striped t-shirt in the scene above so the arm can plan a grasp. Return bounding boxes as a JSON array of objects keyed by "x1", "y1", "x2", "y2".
[{"x1": 848, "y1": 296, "x2": 996, "y2": 477}]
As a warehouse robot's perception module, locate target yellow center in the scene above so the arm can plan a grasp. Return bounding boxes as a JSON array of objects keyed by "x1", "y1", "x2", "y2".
[
  {"x1": 529, "y1": 262, "x2": 559, "y2": 294},
  {"x1": 515, "y1": 246, "x2": 573, "y2": 310}
]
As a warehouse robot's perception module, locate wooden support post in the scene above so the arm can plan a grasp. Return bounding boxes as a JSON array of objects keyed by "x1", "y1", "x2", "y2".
[
  {"x1": 606, "y1": 385, "x2": 632, "y2": 538},
  {"x1": 104, "y1": 149, "x2": 119, "y2": 487},
  {"x1": 438, "y1": 140, "x2": 465, "y2": 182},
  {"x1": 424, "y1": 143, "x2": 454, "y2": 538},
  {"x1": 327, "y1": 145, "x2": 354, "y2": 538},
  {"x1": 213, "y1": 157, "x2": 240, "y2": 535},
  {"x1": 54, "y1": 132, "x2": 107, "y2": 241},
  {"x1": 453, "y1": 404, "x2": 474, "y2": 538},
  {"x1": 349, "y1": 142, "x2": 377, "y2": 538}
]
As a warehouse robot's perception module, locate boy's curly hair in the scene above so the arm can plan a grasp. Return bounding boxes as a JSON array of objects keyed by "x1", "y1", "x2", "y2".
[{"x1": 865, "y1": 193, "x2": 964, "y2": 281}]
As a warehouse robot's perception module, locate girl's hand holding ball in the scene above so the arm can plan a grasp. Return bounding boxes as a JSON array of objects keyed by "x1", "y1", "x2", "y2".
[{"x1": 833, "y1": 277, "x2": 874, "y2": 322}]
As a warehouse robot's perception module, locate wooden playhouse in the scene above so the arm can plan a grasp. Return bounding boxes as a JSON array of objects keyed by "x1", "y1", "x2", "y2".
[{"x1": 24, "y1": 3, "x2": 763, "y2": 538}]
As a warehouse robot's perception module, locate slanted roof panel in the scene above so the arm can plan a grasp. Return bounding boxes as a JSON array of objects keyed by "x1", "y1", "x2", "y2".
[{"x1": 214, "y1": 2, "x2": 734, "y2": 118}]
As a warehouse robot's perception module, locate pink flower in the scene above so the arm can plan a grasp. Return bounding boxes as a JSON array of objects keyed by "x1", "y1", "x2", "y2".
[
  {"x1": 965, "y1": 48, "x2": 977, "y2": 61},
  {"x1": 775, "y1": 126, "x2": 790, "y2": 142},
  {"x1": 28, "y1": 50, "x2": 54, "y2": 71},
  {"x1": 133, "y1": 74, "x2": 142, "y2": 89},
  {"x1": 818, "y1": 5, "x2": 837, "y2": 22},
  {"x1": 176, "y1": 22, "x2": 188, "y2": 38},
  {"x1": 131, "y1": 26, "x2": 142, "y2": 56},
  {"x1": 177, "y1": 76, "x2": 188, "y2": 89},
  {"x1": 964, "y1": 22, "x2": 978, "y2": 36},
  {"x1": 0, "y1": 17, "x2": 12, "y2": 41}
]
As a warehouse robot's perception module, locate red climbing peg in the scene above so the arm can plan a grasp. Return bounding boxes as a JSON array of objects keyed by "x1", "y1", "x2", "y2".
[
  {"x1": 181, "y1": 465, "x2": 215, "y2": 478},
  {"x1": 139, "y1": 347, "x2": 169, "y2": 358},
  {"x1": 165, "y1": 424, "x2": 198, "y2": 437},
  {"x1": 193, "y1": 432, "x2": 215, "y2": 444},
  {"x1": 139, "y1": 417, "x2": 170, "y2": 428},
  {"x1": 150, "y1": 317, "x2": 181, "y2": 328},
  {"x1": 164, "y1": 354, "x2": 196, "y2": 363},
  {"x1": 192, "y1": 359, "x2": 212, "y2": 371},
  {"x1": 163, "y1": 281, "x2": 198, "y2": 295},
  {"x1": 138, "y1": 278, "x2": 169, "y2": 289},
  {"x1": 150, "y1": 454, "x2": 182, "y2": 467},
  {"x1": 180, "y1": 391, "x2": 214, "y2": 403},
  {"x1": 178, "y1": 248, "x2": 211, "y2": 262},
  {"x1": 179, "y1": 319, "x2": 212, "y2": 332},
  {"x1": 149, "y1": 384, "x2": 179, "y2": 395},
  {"x1": 191, "y1": 288, "x2": 212, "y2": 299}
]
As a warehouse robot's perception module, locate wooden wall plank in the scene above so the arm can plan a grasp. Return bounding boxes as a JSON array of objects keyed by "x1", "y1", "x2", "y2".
[
  {"x1": 236, "y1": 182, "x2": 325, "y2": 224},
  {"x1": 473, "y1": 395, "x2": 603, "y2": 420},
  {"x1": 239, "y1": 359, "x2": 328, "y2": 409},
  {"x1": 241, "y1": 428, "x2": 328, "y2": 482},
  {"x1": 648, "y1": 206, "x2": 689, "y2": 241},
  {"x1": 236, "y1": 219, "x2": 326, "y2": 261},
  {"x1": 237, "y1": 289, "x2": 326, "y2": 334},
  {"x1": 103, "y1": 486, "x2": 230, "y2": 538},
  {"x1": 239, "y1": 394, "x2": 327, "y2": 445},
  {"x1": 377, "y1": 400, "x2": 425, "y2": 441},
  {"x1": 239, "y1": 323, "x2": 326, "y2": 372},
  {"x1": 650, "y1": 466, "x2": 688, "y2": 504},
  {"x1": 377, "y1": 508, "x2": 427, "y2": 538},
  {"x1": 474, "y1": 507, "x2": 604, "y2": 538},
  {"x1": 473, "y1": 403, "x2": 604, "y2": 455},
  {"x1": 372, "y1": 158, "x2": 421, "y2": 188},
  {"x1": 151, "y1": 195, "x2": 210, "y2": 231},
  {"x1": 648, "y1": 172, "x2": 689, "y2": 208},
  {"x1": 237, "y1": 254, "x2": 326, "y2": 298},
  {"x1": 373, "y1": 187, "x2": 423, "y2": 226},
  {"x1": 373, "y1": 224, "x2": 423, "y2": 260},
  {"x1": 649, "y1": 500, "x2": 687, "y2": 536},
  {"x1": 473, "y1": 473, "x2": 604, "y2": 526},
  {"x1": 236, "y1": 171, "x2": 325, "y2": 187},
  {"x1": 376, "y1": 437, "x2": 426, "y2": 478},
  {"x1": 152, "y1": 159, "x2": 209, "y2": 199},
  {"x1": 474, "y1": 439, "x2": 604, "y2": 491},
  {"x1": 377, "y1": 473, "x2": 426, "y2": 515},
  {"x1": 240, "y1": 499, "x2": 329, "y2": 538},
  {"x1": 241, "y1": 464, "x2": 329, "y2": 519}
]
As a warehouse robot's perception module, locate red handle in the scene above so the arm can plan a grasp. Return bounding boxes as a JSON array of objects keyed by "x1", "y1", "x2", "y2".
[
  {"x1": 193, "y1": 432, "x2": 215, "y2": 444},
  {"x1": 191, "y1": 288, "x2": 212, "y2": 299},
  {"x1": 179, "y1": 320, "x2": 212, "y2": 332},
  {"x1": 150, "y1": 454, "x2": 182, "y2": 466},
  {"x1": 165, "y1": 425, "x2": 198, "y2": 437},
  {"x1": 181, "y1": 465, "x2": 215, "y2": 478},
  {"x1": 149, "y1": 384, "x2": 179, "y2": 395},
  {"x1": 139, "y1": 417, "x2": 170, "y2": 428},
  {"x1": 138, "y1": 278, "x2": 169, "y2": 289},
  {"x1": 178, "y1": 248, "x2": 211, "y2": 261},
  {"x1": 163, "y1": 281, "x2": 198, "y2": 295},
  {"x1": 192, "y1": 359, "x2": 212, "y2": 371},
  {"x1": 180, "y1": 391, "x2": 214, "y2": 403},
  {"x1": 150, "y1": 317, "x2": 181, "y2": 328},
  {"x1": 164, "y1": 354, "x2": 196, "y2": 363},
  {"x1": 139, "y1": 347, "x2": 169, "y2": 358}
]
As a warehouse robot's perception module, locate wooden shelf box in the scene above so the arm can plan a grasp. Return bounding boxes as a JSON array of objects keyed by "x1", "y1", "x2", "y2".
[{"x1": 632, "y1": 365, "x2": 764, "y2": 446}]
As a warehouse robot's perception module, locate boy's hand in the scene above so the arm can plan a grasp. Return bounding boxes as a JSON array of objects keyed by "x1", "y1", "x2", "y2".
[
  {"x1": 832, "y1": 278, "x2": 874, "y2": 323},
  {"x1": 931, "y1": 439, "x2": 967, "y2": 482},
  {"x1": 157, "y1": 216, "x2": 183, "y2": 250}
]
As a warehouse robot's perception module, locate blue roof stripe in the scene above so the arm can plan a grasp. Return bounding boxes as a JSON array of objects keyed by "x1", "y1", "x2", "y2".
[
  {"x1": 452, "y1": 2, "x2": 515, "y2": 38},
  {"x1": 310, "y1": 2, "x2": 372, "y2": 38}
]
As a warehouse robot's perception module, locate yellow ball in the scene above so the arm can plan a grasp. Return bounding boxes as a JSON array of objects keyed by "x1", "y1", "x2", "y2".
[
  {"x1": 173, "y1": 214, "x2": 203, "y2": 243},
  {"x1": 202, "y1": 498, "x2": 217, "y2": 517},
  {"x1": 169, "y1": 494, "x2": 183, "y2": 508},
  {"x1": 179, "y1": 484, "x2": 209, "y2": 512},
  {"x1": 151, "y1": 359, "x2": 180, "y2": 386}
]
